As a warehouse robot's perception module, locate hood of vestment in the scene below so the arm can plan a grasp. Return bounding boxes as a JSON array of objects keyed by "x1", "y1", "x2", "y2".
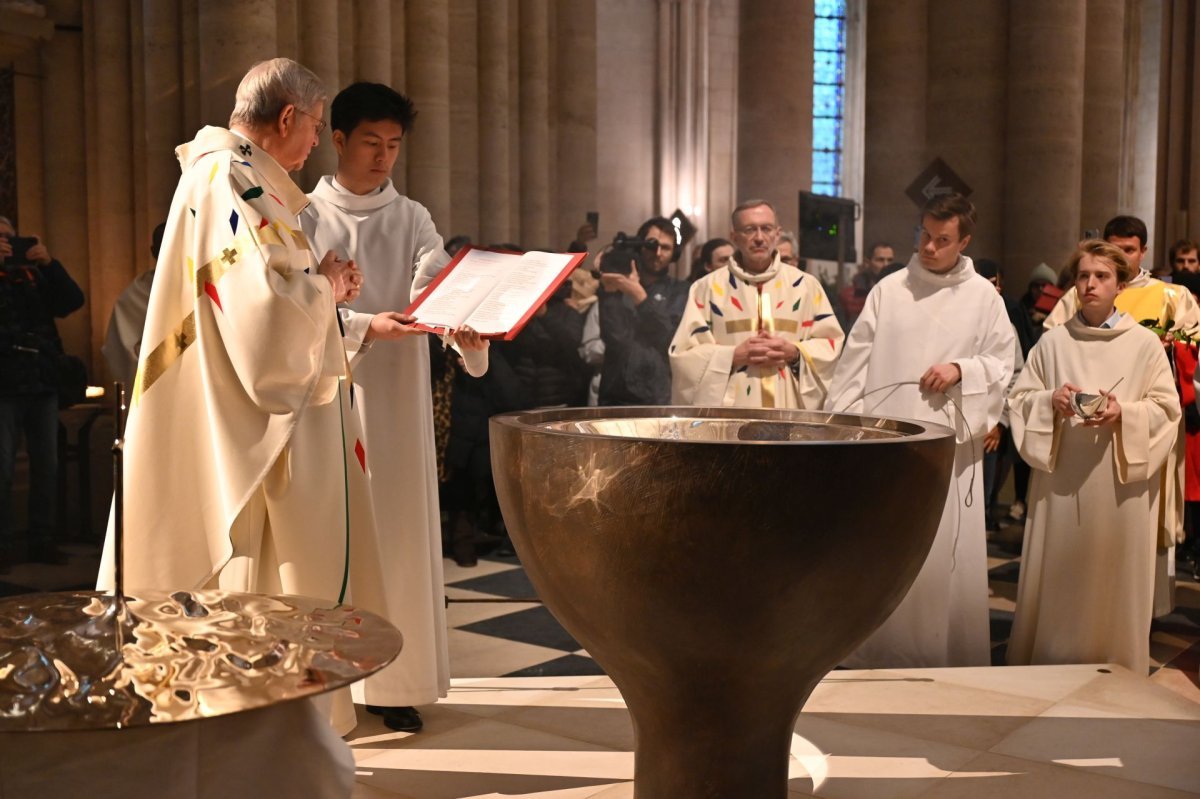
[
  {"x1": 1065, "y1": 311, "x2": 1139, "y2": 341},
  {"x1": 729, "y1": 253, "x2": 782, "y2": 285},
  {"x1": 310, "y1": 175, "x2": 401, "y2": 213},
  {"x1": 905, "y1": 253, "x2": 979, "y2": 287},
  {"x1": 175, "y1": 126, "x2": 309, "y2": 216}
]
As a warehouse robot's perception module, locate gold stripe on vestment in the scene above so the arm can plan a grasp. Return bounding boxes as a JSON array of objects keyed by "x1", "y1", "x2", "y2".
[
  {"x1": 725, "y1": 319, "x2": 754, "y2": 334},
  {"x1": 761, "y1": 372, "x2": 776, "y2": 408},
  {"x1": 774, "y1": 319, "x2": 799, "y2": 334},
  {"x1": 136, "y1": 311, "x2": 197, "y2": 401}
]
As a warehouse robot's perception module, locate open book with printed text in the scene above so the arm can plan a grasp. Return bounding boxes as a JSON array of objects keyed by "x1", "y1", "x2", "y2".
[{"x1": 404, "y1": 246, "x2": 586, "y2": 340}]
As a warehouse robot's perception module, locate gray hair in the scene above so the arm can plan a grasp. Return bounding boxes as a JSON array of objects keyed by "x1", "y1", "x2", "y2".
[
  {"x1": 778, "y1": 229, "x2": 798, "y2": 251},
  {"x1": 229, "y1": 58, "x2": 326, "y2": 129},
  {"x1": 731, "y1": 199, "x2": 777, "y2": 228}
]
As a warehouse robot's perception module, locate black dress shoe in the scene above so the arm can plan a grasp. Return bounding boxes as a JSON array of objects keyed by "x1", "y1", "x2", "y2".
[{"x1": 366, "y1": 705, "x2": 423, "y2": 732}]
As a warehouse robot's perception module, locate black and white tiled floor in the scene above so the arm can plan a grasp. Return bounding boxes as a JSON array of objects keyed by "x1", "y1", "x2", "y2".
[{"x1": 445, "y1": 520, "x2": 1200, "y2": 703}]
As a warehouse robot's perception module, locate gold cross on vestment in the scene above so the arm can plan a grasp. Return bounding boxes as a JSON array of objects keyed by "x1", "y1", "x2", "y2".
[{"x1": 221, "y1": 247, "x2": 238, "y2": 265}]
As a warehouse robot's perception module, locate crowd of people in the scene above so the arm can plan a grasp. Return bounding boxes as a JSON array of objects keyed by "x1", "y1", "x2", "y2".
[{"x1": 1, "y1": 58, "x2": 1196, "y2": 745}]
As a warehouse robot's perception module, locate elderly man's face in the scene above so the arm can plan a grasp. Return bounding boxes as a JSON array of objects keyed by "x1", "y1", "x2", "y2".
[
  {"x1": 731, "y1": 204, "x2": 779, "y2": 271},
  {"x1": 276, "y1": 101, "x2": 325, "y2": 172}
]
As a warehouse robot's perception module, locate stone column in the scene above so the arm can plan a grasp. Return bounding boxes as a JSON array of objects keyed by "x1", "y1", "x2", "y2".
[
  {"x1": 355, "y1": 0, "x2": 391, "y2": 82},
  {"x1": 706, "y1": 0, "x2": 739, "y2": 240},
  {"x1": 390, "y1": 0, "x2": 407, "y2": 194},
  {"x1": 39, "y1": 0, "x2": 89, "y2": 363},
  {"x1": 1003, "y1": 0, "x2": 1087, "y2": 291},
  {"x1": 338, "y1": 0, "x2": 355, "y2": 88},
  {"x1": 478, "y1": 0, "x2": 513, "y2": 244},
  {"x1": 406, "y1": 0, "x2": 452, "y2": 230},
  {"x1": 276, "y1": 0, "x2": 298, "y2": 59},
  {"x1": 1080, "y1": 0, "x2": 1127, "y2": 240},
  {"x1": 737, "y1": 0, "x2": 812, "y2": 231},
  {"x1": 83, "y1": 0, "x2": 136, "y2": 373},
  {"x1": 519, "y1": 0, "x2": 552, "y2": 247},
  {"x1": 180, "y1": 0, "x2": 203, "y2": 138},
  {"x1": 555, "y1": 0, "x2": 597, "y2": 248},
  {"x1": 298, "y1": 0, "x2": 340, "y2": 187},
  {"x1": 143, "y1": 0, "x2": 185, "y2": 229},
  {"x1": 924, "y1": 0, "x2": 1008, "y2": 262},
  {"x1": 449, "y1": 0, "x2": 480, "y2": 240},
  {"x1": 863, "y1": 0, "x2": 926, "y2": 259},
  {"x1": 197, "y1": 0, "x2": 277, "y2": 127}
]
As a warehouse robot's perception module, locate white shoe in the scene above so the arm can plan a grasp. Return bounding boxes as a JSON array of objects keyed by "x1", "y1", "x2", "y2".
[{"x1": 1008, "y1": 500, "x2": 1026, "y2": 522}]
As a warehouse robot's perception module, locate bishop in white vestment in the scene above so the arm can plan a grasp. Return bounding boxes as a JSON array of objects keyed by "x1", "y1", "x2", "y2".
[
  {"x1": 825, "y1": 197, "x2": 1014, "y2": 668},
  {"x1": 98, "y1": 61, "x2": 388, "y2": 738}
]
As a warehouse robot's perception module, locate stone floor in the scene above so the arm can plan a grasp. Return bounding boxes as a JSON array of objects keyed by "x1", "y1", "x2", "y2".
[{"x1": 347, "y1": 666, "x2": 1200, "y2": 799}]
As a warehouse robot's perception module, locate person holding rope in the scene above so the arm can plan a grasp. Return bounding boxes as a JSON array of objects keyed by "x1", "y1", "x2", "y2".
[{"x1": 825, "y1": 194, "x2": 1014, "y2": 668}]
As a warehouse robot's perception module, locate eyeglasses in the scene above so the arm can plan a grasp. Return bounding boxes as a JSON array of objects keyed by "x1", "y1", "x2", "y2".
[
  {"x1": 735, "y1": 224, "x2": 779, "y2": 237},
  {"x1": 297, "y1": 107, "x2": 327, "y2": 136}
]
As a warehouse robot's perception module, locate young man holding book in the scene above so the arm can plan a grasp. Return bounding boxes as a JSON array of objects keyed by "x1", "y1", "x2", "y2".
[{"x1": 301, "y1": 82, "x2": 487, "y2": 734}]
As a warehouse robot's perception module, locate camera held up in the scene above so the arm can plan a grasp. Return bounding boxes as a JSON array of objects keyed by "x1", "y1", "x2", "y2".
[{"x1": 598, "y1": 232, "x2": 659, "y2": 276}]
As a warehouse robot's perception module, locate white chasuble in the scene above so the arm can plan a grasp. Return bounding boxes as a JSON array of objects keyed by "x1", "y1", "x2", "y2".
[
  {"x1": 669, "y1": 256, "x2": 843, "y2": 408},
  {"x1": 825, "y1": 254, "x2": 1015, "y2": 668},
  {"x1": 98, "y1": 128, "x2": 387, "y2": 657},
  {"x1": 302, "y1": 176, "x2": 487, "y2": 706},
  {"x1": 1006, "y1": 316, "x2": 1178, "y2": 674}
]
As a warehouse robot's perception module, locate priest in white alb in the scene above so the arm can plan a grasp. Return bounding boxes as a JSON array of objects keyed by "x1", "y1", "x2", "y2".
[
  {"x1": 97, "y1": 59, "x2": 390, "y2": 747},
  {"x1": 301, "y1": 82, "x2": 488, "y2": 734},
  {"x1": 824, "y1": 194, "x2": 1014, "y2": 668},
  {"x1": 1007, "y1": 240, "x2": 1179, "y2": 674},
  {"x1": 670, "y1": 199, "x2": 843, "y2": 408}
]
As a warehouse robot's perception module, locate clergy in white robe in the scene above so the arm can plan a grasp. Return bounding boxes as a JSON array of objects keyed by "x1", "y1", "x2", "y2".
[
  {"x1": 1043, "y1": 219, "x2": 1200, "y2": 617},
  {"x1": 101, "y1": 268, "x2": 154, "y2": 390},
  {"x1": 825, "y1": 195, "x2": 1014, "y2": 668},
  {"x1": 669, "y1": 252, "x2": 842, "y2": 408},
  {"x1": 97, "y1": 61, "x2": 389, "y2": 734},
  {"x1": 300, "y1": 82, "x2": 489, "y2": 729},
  {"x1": 1007, "y1": 240, "x2": 1179, "y2": 674}
]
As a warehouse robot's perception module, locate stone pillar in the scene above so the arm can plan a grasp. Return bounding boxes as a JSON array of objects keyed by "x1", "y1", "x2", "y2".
[
  {"x1": 197, "y1": 0, "x2": 277, "y2": 127},
  {"x1": 298, "y1": 0, "x2": 340, "y2": 187},
  {"x1": 276, "y1": 0, "x2": 298, "y2": 60},
  {"x1": 737, "y1": 0, "x2": 812, "y2": 231},
  {"x1": 180, "y1": 0, "x2": 203, "y2": 138},
  {"x1": 39, "y1": 0, "x2": 89, "y2": 363},
  {"x1": 449, "y1": 0, "x2": 480, "y2": 240},
  {"x1": 706, "y1": 0, "x2": 739, "y2": 240},
  {"x1": 863, "y1": 0, "x2": 926, "y2": 259},
  {"x1": 478, "y1": 0, "x2": 513, "y2": 244},
  {"x1": 595, "y1": 0, "x2": 656, "y2": 236},
  {"x1": 83, "y1": 0, "x2": 136, "y2": 373},
  {"x1": 338, "y1": 0, "x2": 355, "y2": 88},
  {"x1": 555, "y1": 0, "x2": 597, "y2": 248},
  {"x1": 519, "y1": 0, "x2": 552, "y2": 247},
  {"x1": 390, "y1": 0, "x2": 407, "y2": 194},
  {"x1": 1080, "y1": 0, "x2": 1127, "y2": 240},
  {"x1": 13, "y1": 52, "x2": 44, "y2": 235},
  {"x1": 355, "y1": 0, "x2": 391, "y2": 82},
  {"x1": 406, "y1": 0, "x2": 451, "y2": 230},
  {"x1": 143, "y1": 0, "x2": 185, "y2": 230},
  {"x1": 1003, "y1": 0, "x2": 1087, "y2": 291},
  {"x1": 924, "y1": 0, "x2": 1007, "y2": 262}
]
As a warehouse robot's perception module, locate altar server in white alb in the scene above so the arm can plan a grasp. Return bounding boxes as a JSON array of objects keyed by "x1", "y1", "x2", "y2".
[
  {"x1": 301, "y1": 82, "x2": 488, "y2": 734},
  {"x1": 824, "y1": 194, "x2": 1014, "y2": 667},
  {"x1": 1007, "y1": 240, "x2": 1179, "y2": 674},
  {"x1": 98, "y1": 59, "x2": 390, "y2": 750},
  {"x1": 669, "y1": 199, "x2": 843, "y2": 408}
]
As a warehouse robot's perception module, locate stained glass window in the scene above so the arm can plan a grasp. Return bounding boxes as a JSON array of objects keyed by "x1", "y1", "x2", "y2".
[{"x1": 813, "y1": 0, "x2": 846, "y2": 196}]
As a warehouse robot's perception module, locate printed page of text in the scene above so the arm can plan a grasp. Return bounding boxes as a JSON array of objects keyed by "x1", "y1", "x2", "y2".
[
  {"x1": 412, "y1": 249, "x2": 510, "y2": 329},
  {"x1": 463, "y1": 251, "x2": 576, "y2": 335}
]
